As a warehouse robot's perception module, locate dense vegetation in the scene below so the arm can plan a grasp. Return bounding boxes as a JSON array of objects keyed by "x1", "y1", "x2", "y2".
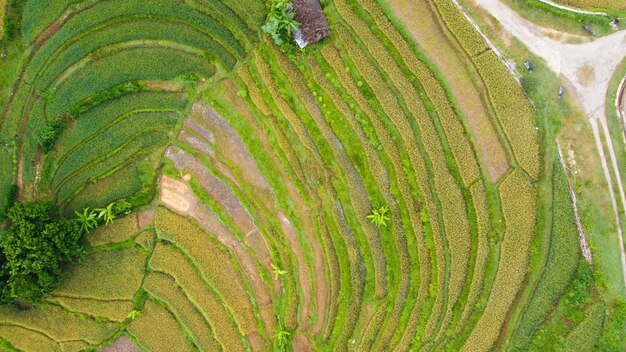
[
  {"x1": 0, "y1": 201, "x2": 82, "y2": 304},
  {"x1": 0, "y1": 0, "x2": 622, "y2": 351}
]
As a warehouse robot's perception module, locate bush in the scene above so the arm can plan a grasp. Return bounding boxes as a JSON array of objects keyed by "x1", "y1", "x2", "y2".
[
  {"x1": 262, "y1": 0, "x2": 299, "y2": 46},
  {"x1": 37, "y1": 121, "x2": 65, "y2": 152},
  {"x1": 0, "y1": 200, "x2": 84, "y2": 304}
]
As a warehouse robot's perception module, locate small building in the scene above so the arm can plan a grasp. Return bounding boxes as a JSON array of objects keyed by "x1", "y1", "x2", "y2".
[{"x1": 292, "y1": 0, "x2": 331, "y2": 48}]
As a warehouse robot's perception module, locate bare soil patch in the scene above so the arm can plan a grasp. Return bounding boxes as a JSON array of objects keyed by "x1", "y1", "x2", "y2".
[
  {"x1": 578, "y1": 65, "x2": 595, "y2": 87},
  {"x1": 221, "y1": 79, "x2": 329, "y2": 333},
  {"x1": 292, "y1": 334, "x2": 312, "y2": 352},
  {"x1": 159, "y1": 175, "x2": 197, "y2": 215},
  {"x1": 137, "y1": 208, "x2": 155, "y2": 228},
  {"x1": 144, "y1": 80, "x2": 186, "y2": 92},
  {"x1": 96, "y1": 336, "x2": 140, "y2": 352}
]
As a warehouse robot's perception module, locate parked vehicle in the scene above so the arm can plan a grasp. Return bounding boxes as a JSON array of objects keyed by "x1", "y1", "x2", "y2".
[
  {"x1": 524, "y1": 60, "x2": 535, "y2": 73},
  {"x1": 583, "y1": 25, "x2": 596, "y2": 36}
]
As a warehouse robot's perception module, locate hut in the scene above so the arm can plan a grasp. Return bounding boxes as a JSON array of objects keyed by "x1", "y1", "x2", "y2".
[{"x1": 291, "y1": 0, "x2": 331, "y2": 48}]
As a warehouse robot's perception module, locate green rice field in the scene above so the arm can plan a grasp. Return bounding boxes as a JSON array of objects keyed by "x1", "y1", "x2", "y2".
[{"x1": 0, "y1": 0, "x2": 624, "y2": 351}]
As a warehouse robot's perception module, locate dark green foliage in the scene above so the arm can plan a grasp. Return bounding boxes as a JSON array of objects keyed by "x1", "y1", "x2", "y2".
[
  {"x1": 37, "y1": 120, "x2": 64, "y2": 152},
  {"x1": 597, "y1": 298, "x2": 626, "y2": 351},
  {"x1": 1, "y1": 0, "x2": 27, "y2": 43},
  {"x1": 0, "y1": 200, "x2": 83, "y2": 304},
  {"x1": 262, "y1": 0, "x2": 300, "y2": 46},
  {"x1": 510, "y1": 160, "x2": 581, "y2": 349},
  {"x1": 67, "y1": 81, "x2": 145, "y2": 118}
]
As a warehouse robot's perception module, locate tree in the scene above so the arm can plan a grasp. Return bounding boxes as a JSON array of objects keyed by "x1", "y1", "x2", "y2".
[{"x1": 0, "y1": 201, "x2": 83, "y2": 304}]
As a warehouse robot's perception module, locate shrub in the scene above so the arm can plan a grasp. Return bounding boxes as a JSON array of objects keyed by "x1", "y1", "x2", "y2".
[
  {"x1": 262, "y1": 0, "x2": 299, "y2": 46},
  {"x1": 37, "y1": 120, "x2": 64, "y2": 152},
  {"x1": 0, "y1": 200, "x2": 83, "y2": 304}
]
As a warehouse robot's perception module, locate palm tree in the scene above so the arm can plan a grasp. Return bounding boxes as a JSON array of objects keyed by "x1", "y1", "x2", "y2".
[{"x1": 74, "y1": 208, "x2": 98, "y2": 234}]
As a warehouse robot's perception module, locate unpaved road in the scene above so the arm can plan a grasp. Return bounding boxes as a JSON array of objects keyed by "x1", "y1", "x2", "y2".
[{"x1": 468, "y1": 0, "x2": 626, "y2": 288}]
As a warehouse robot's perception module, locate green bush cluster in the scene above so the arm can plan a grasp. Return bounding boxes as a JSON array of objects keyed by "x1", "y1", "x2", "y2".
[
  {"x1": 0, "y1": 200, "x2": 83, "y2": 304},
  {"x1": 37, "y1": 120, "x2": 65, "y2": 152}
]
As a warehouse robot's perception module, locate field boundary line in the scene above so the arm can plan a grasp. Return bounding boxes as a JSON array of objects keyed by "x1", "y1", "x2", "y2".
[
  {"x1": 556, "y1": 141, "x2": 593, "y2": 264},
  {"x1": 589, "y1": 117, "x2": 626, "y2": 289},
  {"x1": 616, "y1": 75, "x2": 626, "y2": 144},
  {"x1": 536, "y1": 0, "x2": 609, "y2": 16},
  {"x1": 450, "y1": 0, "x2": 520, "y2": 82}
]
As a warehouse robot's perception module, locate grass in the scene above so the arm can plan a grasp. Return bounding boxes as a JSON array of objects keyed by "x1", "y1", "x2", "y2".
[
  {"x1": 127, "y1": 299, "x2": 195, "y2": 352},
  {"x1": 143, "y1": 271, "x2": 222, "y2": 351},
  {"x1": 509, "y1": 160, "x2": 581, "y2": 349},
  {"x1": 0, "y1": 304, "x2": 117, "y2": 344},
  {"x1": 0, "y1": 0, "x2": 6, "y2": 40},
  {"x1": 54, "y1": 246, "x2": 148, "y2": 300},
  {"x1": 155, "y1": 207, "x2": 260, "y2": 335}
]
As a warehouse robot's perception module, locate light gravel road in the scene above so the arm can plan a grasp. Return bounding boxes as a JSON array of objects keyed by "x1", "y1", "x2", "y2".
[{"x1": 468, "y1": 0, "x2": 626, "y2": 288}]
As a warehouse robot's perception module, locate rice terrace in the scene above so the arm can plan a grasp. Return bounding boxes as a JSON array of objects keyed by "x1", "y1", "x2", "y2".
[{"x1": 0, "y1": 0, "x2": 625, "y2": 350}]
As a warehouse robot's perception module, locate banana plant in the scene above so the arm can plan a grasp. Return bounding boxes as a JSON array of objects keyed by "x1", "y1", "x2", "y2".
[
  {"x1": 367, "y1": 205, "x2": 390, "y2": 228},
  {"x1": 74, "y1": 207, "x2": 98, "y2": 234},
  {"x1": 271, "y1": 262, "x2": 287, "y2": 280}
]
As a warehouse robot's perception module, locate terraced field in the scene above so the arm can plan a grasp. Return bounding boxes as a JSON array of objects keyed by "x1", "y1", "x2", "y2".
[{"x1": 0, "y1": 0, "x2": 621, "y2": 351}]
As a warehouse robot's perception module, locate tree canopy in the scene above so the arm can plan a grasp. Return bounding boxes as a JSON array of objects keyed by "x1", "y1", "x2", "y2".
[{"x1": 0, "y1": 201, "x2": 83, "y2": 304}]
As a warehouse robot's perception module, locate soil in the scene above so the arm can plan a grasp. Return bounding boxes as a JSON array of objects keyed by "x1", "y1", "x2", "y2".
[
  {"x1": 144, "y1": 80, "x2": 185, "y2": 92},
  {"x1": 160, "y1": 150, "x2": 276, "y2": 334},
  {"x1": 137, "y1": 208, "x2": 155, "y2": 228},
  {"x1": 292, "y1": 334, "x2": 312, "y2": 352},
  {"x1": 221, "y1": 79, "x2": 329, "y2": 334},
  {"x1": 159, "y1": 175, "x2": 197, "y2": 215},
  {"x1": 96, "y1": 336, "x2": 140, "y2": 352}
]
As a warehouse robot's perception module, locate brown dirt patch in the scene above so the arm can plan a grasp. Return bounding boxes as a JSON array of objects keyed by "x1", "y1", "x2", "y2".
[
  {"x1": 246, "y1": 332, "x2": 268, "y2": 352},
  {"x1": 292, "y1": 334, "x2": 312, "y2": 352},
  {"x1": 178, "y1": 129, "x2": 215, "y2": 156},
  {"x1": 159, "y1": 175, "x2": 197, "y2": 215},
  {"x1": 137, "y1": 208, "x2": 155, "y2": 228},
  {"x1": 578, "y1": 65, "x2": 595, "y2": 87},
  {"x1": 221, "y1": 79, "x2": 330, "y2": 334},
  {"x1": 96, "y1": 335, "x2": 140, "y2": 352}
]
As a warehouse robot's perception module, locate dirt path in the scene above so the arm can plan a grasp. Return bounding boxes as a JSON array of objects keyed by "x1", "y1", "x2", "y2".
[{"x1": 467, "y1": 0, "x2": 626, "y2": 288}]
